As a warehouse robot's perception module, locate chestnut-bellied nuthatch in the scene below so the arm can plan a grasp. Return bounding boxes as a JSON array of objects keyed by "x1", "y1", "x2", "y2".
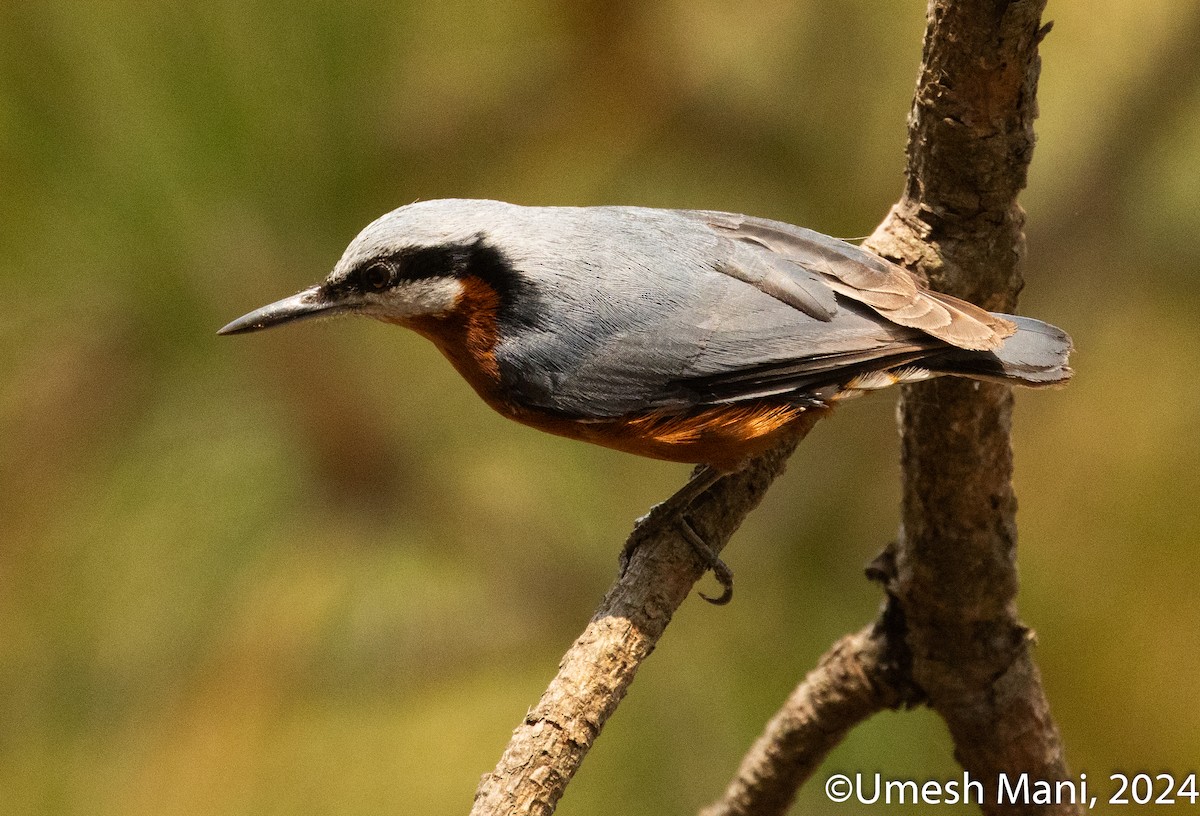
[{"x1": 220, "y1": 199, "x2": 1072, "y2": 602}]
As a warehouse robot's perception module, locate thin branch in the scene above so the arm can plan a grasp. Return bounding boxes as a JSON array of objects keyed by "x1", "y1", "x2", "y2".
[{"x1": 470, "y1": 418, "x2": 819, "y2": 816}]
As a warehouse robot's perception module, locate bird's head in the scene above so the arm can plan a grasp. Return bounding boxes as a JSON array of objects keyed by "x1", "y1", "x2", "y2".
[{"x1": 218, "y1": 199, "x2": 517, "y2": 335}]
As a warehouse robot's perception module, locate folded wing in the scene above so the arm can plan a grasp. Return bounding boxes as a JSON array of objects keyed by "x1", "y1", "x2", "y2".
[{"x1": 688, "y1": 209, "x2": 1015, "y2": 351}]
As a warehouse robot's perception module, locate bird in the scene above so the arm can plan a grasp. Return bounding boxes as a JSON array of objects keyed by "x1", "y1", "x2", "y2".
[{"x1": 219, "y1": 199, "x2": 1072, "y2": 603}]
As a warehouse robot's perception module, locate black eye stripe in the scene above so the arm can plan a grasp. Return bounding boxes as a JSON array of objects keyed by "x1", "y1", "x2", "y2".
[
  {"x1": 391, "y1": 245, "x2": 471, "y2": 280},
  {"x1": 337, "y1": 239, "x2": 542, "y2": 330},
  {"x1": 344, "y1": 246, "x2": 461, "y2": 296}
]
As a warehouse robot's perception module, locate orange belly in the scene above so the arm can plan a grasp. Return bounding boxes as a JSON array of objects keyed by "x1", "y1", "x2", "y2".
[
  {"x1": 540, "y1": 400, "x2": 820, "y2": 465},
  {"x1": 501, "y1": 400, "x2": 826, "y2": 471}
]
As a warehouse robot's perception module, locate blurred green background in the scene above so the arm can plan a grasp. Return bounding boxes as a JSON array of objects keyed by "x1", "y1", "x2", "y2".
[{"x1": 3, "y1": 1, "x2": 1198, "y2": 814}]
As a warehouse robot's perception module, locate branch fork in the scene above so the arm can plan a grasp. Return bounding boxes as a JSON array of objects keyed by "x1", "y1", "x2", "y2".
[{"x1": 470, "y1": 2, "x2": 1077, "y2": 814}]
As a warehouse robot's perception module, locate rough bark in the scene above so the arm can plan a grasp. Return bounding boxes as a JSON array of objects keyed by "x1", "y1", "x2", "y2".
[
  {"x1": 470, "y1": 418, "x2": 820, "y2": 816},
  {"x1": 865, "y1": 1, "x2": 1079, "y2": 813}
]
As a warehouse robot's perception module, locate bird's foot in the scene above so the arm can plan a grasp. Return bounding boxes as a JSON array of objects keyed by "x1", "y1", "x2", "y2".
[
  {"x1": 678, "y1": 517, "x2": 734, "y2": 606},
  {"x1": 620, "y1": 511, "x2": 734, "y2": 605},
  {"x1": 620, "y1": 466, "x2": 734, "y2": 605}
]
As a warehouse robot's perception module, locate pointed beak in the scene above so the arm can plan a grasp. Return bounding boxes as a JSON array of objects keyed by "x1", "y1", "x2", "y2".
[{"x1": 217, "y1": 286, "x2": 351, "y2": 335}]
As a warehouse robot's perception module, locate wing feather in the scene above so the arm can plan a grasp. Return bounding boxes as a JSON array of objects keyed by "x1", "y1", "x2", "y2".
[
  {"x1": 688, "y1": 210, "x2": 1015, "y2": 351},
  {"x1": 713, "y1": 242, "x2": 837, "y2": 321}
]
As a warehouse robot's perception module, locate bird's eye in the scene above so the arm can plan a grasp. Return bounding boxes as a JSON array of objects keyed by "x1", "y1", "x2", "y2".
[{"x1": 360, "y1": 263, "x2": 393, "y2": 292}]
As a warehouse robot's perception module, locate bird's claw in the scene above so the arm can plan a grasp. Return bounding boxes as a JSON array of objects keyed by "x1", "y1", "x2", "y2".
[
  {"x1": 621, "y1": 466, "x2": 734, "y2": 603},
  {"x1": 620, "y1": 510, "x2": 735, "y2": 604},
  {"x1": 678, "y1": 517, "x2": 734, "y2": 605}
]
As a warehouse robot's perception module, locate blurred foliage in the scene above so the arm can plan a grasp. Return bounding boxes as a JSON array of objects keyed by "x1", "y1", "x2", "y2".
[{"x1": 2, "y1": 1, "x2": 1199, "y2": 814}]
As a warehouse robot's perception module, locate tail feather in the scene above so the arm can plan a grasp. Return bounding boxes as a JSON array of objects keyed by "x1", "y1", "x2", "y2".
[{"x1": 928, "y1": 314, "x2": 1073, "y2": 387}]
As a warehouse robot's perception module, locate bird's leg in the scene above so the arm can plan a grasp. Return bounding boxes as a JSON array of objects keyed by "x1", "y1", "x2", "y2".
[
  {"x1": 622, "y1": 465, "x2": 735, "y2": 605},
  {"x1": 677, "y1": 517, "x2": 735, "y2": 605}
]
